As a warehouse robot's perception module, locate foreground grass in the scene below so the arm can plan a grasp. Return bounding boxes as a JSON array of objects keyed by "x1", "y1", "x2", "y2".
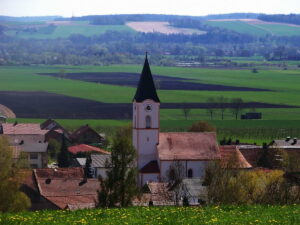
[{"x1": 0, "y1": 205, "x2": 299, "y2": 225}]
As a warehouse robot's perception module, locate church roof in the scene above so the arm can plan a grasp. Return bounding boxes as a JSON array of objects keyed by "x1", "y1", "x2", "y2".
[
  {"x1": 140, "y1": 160, "x2": 160, "y2": 173},
  {"x1": 133, "y1": 54, "x2": 160, "y2": 103},
  {"x1": 157, "y1": 132, "x2": 220, "y2": 161}
]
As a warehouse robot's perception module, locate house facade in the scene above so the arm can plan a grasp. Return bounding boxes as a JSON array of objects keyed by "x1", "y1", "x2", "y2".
[{"x1": 133, "y1": 55, "x2": 220, "y2": 186}]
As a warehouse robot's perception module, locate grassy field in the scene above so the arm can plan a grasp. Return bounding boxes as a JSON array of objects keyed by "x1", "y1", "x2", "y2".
[
  {"x1": 5, "y1": 23, "x2": 134, "y2": 39},
  {"x1": 1, "y1": 205, "x2": 299, "y2": 225},
  {"x1": 1, "y1": 65, "x2": 300, "y2": 106},
  {"x1": 1, "y1": 64, "x2": 300, "y2": 142},
  {"x1": 204, "y1": 20, "x2": 300, "y2": 36}
]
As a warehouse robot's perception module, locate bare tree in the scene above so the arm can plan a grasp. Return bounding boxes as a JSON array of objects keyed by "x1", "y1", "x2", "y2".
[
  {"x1": 217, "y1": 96, "x2": 228, "y2": 120},
  {"x1": 181, "y1": 103, "x2": 192, "y2": 120},
  {"x1": 206, "y1": 97, "x2": 216, "y2": 120},
  {"x1": 167, "y1": 161, "x2": 185, "y2": 205},
  {"x1": 230, "y1": 98, "x2": 244, "y2": 120}
]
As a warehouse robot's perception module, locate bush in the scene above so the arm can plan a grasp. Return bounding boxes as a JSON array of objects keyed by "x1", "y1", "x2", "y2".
[{"x1": 188, "y1": 121, "x2": 216, "y2": 132}]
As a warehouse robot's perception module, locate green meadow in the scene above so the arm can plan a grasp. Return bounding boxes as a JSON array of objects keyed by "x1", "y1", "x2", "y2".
[
  {"x1": 0, "y1": 205, "x2": 299, "y2": 225},
  {"x1": 5, "y1": 23, "x2": 134, "y2": 39},
  {"x1": 204, "y1": 20, "x2": 300, "y2": 36},
  {"x1": 1, "y1": 64, "x2": 300, "y2": 142}
]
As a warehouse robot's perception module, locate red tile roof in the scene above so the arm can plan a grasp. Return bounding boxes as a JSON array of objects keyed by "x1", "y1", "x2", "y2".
[
  {"x1": 32, "y1": 168, "x2": 100, "y2": 210},
  {"x1": 140, "y1": 160, "x2": 160, "y2": 173},
  {"x1": 157, "y1": 132, "x2": 220, "y2": 161},
  {"x1": 2, "y1": 123, "x2": 48, "y2": 135},
  {"x1": 34, "y1": 167, "x2": 84, "y2": 179},
  {"x1": 68, "y1": 144, "x2": 110, "y2": 155},
  {"x1": 239, "y1": 148, "x2": 263, "y2": 167},
  {"x1": 219, "y1": 145, "x2": 252, "y2": 169},
  {"x1": 45, "y1": 195, "x2": 97, "y2": 210}
]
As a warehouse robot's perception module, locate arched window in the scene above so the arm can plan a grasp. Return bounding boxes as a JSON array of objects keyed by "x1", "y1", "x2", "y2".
[
  {"x1": 188, "y1": 168, "x2": 193, "y2": 178},
  {"x1": 146, "y1": 115, "x2": 151, "y2": 128}
]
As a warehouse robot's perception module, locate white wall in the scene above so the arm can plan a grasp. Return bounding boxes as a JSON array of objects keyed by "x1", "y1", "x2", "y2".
[
  {"x1": 133, "y1": 100, "x2": 160, "y2": 170},
  {"x1": 95, "y1": 168, "x2": 109, "y2": 179},
  {"x1": 160, "y1": 160, "x2": 208, "y2": 181}
]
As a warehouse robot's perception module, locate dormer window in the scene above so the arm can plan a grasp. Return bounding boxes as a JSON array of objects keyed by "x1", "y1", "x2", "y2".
[{"x1": 146, "y1": 116, "x2": 151, "y2": 128}]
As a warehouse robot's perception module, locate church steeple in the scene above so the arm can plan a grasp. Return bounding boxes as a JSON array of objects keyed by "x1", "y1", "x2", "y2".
[{"x1": 133, "y1": 53, "x2": 160, "y2": 103}]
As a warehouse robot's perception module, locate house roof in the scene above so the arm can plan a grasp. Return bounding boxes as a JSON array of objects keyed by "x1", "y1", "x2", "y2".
[
  {"x1": 238, "y1": 148, "x2": 263, "y2": 167},
  {"x1": 157, "y1": 132, "x2": 220, "y2": 161},
  {"x1": 31, "y1": 168, "x2": 100, "y2": 209},
  {"x1": 20, "y1": 142, "x2": 48, "y2": 153},
  {"x1": 45, "y1": 195, "x2": 97, "y2": 210},
  {"x1": 182, "y1": 178, "x2": 207, "y2": 198},
  {"x1": 34, "y1": 167, "x2": 84, "y2": 179},
  {"x1": 91, "y1": 154, "x2": 111, "y2": 168},
  {"x1": 133, "y1": 54, "x2": 160, "y2": 103},
  {"x1": 68, "y1": 144, "x2": 110, "y2": 155},
  {"x1": 1, "y1": 123, "x2": 48, "y2": 135},
  {"x1": 219, "y1": 145, "x2": 252, "y2": 169},
  {"x1": 140, "y1": 160, "x2": 160, "y2": 173},
  {"x1": 273, "y1": 138, "x2": 300, "y2": 148},
  {"x1": 40, "y1": 119, "x2": 57, "y2": 129},
  {"x1": 70, "y1": 125, "x2": 102, "y2": 141}
]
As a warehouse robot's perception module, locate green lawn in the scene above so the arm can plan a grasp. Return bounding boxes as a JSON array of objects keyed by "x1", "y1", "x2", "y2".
[
  {"x1": 1, "y1": 65, "x2": 300, "y2": 106},
  {"x1": 5, "y1": 24, "x2": 134, "y2": 39},
  {"x1": 1, "y1": 205, "x2": 299, "y2": 225},
  {"x1": 204, "y1": 20, "x2": 300, "y2": 36}
]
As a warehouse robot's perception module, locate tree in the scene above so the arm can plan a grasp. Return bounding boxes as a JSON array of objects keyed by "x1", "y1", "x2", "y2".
[
  {"x1": 181, "y1": 102, "x2": 192, "y2": 120},
  {"x1": 216, "y1": 96, "x2": 228, "y2": 120},
  {"x1": 98, "y1": 125, "x2": 138, "y2": 207},
  {"x1": 230, "y1": 98, "x2": 244, "y2": 120},
  {"x1": 47, "y1": 139, "x2": 61, "y2": 160},
  {"x1": 167, "y1": 161, "x2": 185, "y2": 205},
  {"x1": 188, "y1": 121, "x2": 216, "y2": 132},
  {"x1": 206, "y1": 97, "x2": 216, "y2": 120},
  {"x1": 84, "y1": 154, "x2": 93, "y2": 178},
  {"x1": 0, "y1": 136, "x2": 31, "y2": 212},
  {"x1": 57, "y1": 136, "x2": 70, "y2": 168}
]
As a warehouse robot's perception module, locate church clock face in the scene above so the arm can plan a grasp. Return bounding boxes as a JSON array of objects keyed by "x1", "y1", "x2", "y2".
[{"x1": 145, "y1": 104, "x2": 152, "y2": 111}]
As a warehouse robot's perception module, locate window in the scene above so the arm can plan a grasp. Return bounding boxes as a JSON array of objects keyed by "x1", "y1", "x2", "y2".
[
  {"x1": 188, "y1": 168, "x2": 193, "y2": 178},
  {"x1": 145, "y1": 116, "x2": 151, "y2": 128},
  {"x1": 30, "y1": 153, "x2": 38, "y2": 160}
]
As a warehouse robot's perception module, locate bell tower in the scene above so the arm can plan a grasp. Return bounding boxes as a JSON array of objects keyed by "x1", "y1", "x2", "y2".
[{"x1": 133, "y1": 53, "x2": 160, "y2": 176}]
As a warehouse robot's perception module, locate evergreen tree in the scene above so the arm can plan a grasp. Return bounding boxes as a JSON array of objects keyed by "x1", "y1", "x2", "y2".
[
  {"x1": 57, "y1": 136, "x2": 70, "y2": 168},
  {"x1": 0, "y1": 137, "x2": 31, "y2": 212},
  {"x1": 98, "y1": 125, "x2": 138, "y2": 207},
  {"x1": 84, "y1": 154, "x2": 93, "y2": 178}
]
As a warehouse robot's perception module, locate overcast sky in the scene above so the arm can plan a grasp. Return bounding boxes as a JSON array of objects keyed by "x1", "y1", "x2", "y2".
[{"x1": 1, "y1": 0, "x2": 300, "y2": 17}]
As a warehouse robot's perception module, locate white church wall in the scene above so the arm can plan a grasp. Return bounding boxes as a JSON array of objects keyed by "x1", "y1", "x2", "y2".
[{"x1": 160, "y1": 160, "x2": 208, "y2": 181}]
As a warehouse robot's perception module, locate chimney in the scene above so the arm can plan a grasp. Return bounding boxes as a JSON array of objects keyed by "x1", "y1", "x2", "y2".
[
  {"x1": 285, "y1": 136, "x2": 290, "y2": 142},
  {"x1": 13, "y1": 121, "x2": 18, "y2": 126}
]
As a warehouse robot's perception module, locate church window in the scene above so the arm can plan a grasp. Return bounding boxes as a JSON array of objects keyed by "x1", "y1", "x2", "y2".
[
  {"x1": 188, "y1": 168, "x2": 193, "y2": 178},
  {"x1": 146, "y1": 116, "x2": 151, "y2": 128}
]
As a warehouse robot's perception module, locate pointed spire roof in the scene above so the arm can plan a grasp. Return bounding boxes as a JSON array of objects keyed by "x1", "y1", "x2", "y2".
[{"x1": 133, "y1": 53, "x2": 160, "y2": 103}]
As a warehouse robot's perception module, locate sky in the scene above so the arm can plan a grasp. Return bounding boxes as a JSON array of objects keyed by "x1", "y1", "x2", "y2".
[{"x1": 1, "y1": 0, "x2": 300, "y2": 17}]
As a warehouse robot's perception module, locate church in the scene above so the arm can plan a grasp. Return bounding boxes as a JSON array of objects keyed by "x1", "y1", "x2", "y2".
[{"x1": 133, "y1": 55, "x2": 221, "y2": 186}]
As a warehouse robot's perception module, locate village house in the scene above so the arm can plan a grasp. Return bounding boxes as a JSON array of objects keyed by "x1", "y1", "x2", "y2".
[
  {"x1": 21, "y1": 167, "x2": 99, "y2": 210},
  {"x1": 0, "y1": 122, "x2": 49, "y2": 168},
  {"x1": 70, "y1": 124, "x2": 104, "y2": 145},
  {"x1": 133, "y1": 55, "x2": 221, "y2": 186},
  {"x1": 41, "y1": 119, "x2": 70, "y2": 142}
]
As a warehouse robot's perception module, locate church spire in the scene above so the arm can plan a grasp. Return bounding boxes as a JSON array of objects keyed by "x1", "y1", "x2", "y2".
[{"x1": 133, "y1": 53, "x2": 160, "y2": 103}]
